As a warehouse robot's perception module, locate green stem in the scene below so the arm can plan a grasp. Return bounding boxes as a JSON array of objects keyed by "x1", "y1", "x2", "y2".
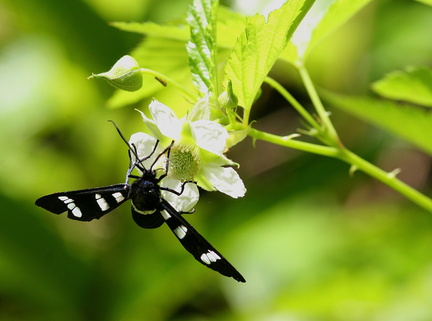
[
  {"x1": 298, "y1": 66, "x2": 340, "y2": 146},
  {"x1": 243, "y1": 104, "x2": 251, "y2": 126},
  {"x1": 249, "y1": 128, "x2": 432, "y2": 212},
  {"x1": 140, "y1": 68, "x2": 199, "y2": 101},
  {"x1": 264, "y1": 76, "x2": 321, "y2": 130},
  {"x1": 248, "y1": 128, "x2": 341, "y2": 158},
  {"x1": 339, "y1": 149, "x2": 432, "y2": 212}
]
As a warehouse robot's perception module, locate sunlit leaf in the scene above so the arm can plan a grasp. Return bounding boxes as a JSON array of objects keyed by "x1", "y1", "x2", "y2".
[
  {"x1": 307, "y1": 0, "x2": 372, "y2": 54},
  {"x1": 281, "y1": 0, "x2": 372, "y2": 63},
  {"x1": 109, "y1": 6, "x2": 247, "y2": 108},
  {"x1": 111, "y1": 6, "x2": 246, "y2": 50},
  {"x1": 110, "y1": 21, "x2": 189, "y2": 40},
  {"x1": 224, "y1": 0, "x2": 315, "y2": 112},
  {"x1": 323, "y1": 92, "x2": 432, "y2": 155},
  {"x1": 216, "y1": 6, "x2": 246, "y2": 49},
  {"x1": 416, "y1": 0, "x2": 432, "y2": 6},
  {"x1": 186, "y1": 0, "x2": 218, "y2": 94},
  {"x1": 371, "y1": 66, "x2": 432, "y2": 107}
]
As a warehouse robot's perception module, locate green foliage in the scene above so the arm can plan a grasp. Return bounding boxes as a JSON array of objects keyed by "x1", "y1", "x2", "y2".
[
  {"x1": 371, "y1": 66, "x2": 432, "y2": 107},
  {"x1": 224, "y1": 0, "x2": 315, "y2": 116},
  {"x1": 324, "y1": 92, "x2": 432, "y2": 155},
  {"x1": 305, "y1": 0, "x2": 373, "y2": 58},
  {"x1": 281, "y1": 0, "x2": 373, "y2": 64},
  {"x1": 416, "y1": 0, "x2": 432, "y2": 5},
  {"x1": 3, "y1": 0, "x2": 432, "y2": 320},
  {"x1": 186, "y1": 0, "x2": 219, "y2": 95},
  {"x1": 110, "y1": 21, "x2": 189, "y2": 39}
]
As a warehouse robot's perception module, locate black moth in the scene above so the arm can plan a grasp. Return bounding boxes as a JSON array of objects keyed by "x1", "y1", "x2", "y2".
[{"x1": 35, "y1": 122, "x2": 245, "y2": 283}]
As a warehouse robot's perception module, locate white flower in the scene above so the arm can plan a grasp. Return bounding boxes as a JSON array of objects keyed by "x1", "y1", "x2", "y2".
[{"x1": 134, "y1": 99, "x2": 246, "y2": 198}]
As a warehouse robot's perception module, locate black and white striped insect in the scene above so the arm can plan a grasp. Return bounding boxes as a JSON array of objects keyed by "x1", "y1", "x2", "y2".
[{"x1": 35, "y1": 123, "x2": 245, "y2": 283}]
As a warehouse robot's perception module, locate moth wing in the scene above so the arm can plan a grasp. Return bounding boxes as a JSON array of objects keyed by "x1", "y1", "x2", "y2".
[
  {"x1": 160, "y1": 199, "x2": 245, "y2": 282},
  {"x1": 35, "y1": 184, "x2": 130, "y2": 221}
]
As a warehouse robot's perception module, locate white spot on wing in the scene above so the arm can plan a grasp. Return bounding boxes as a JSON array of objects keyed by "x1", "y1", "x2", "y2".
[
  {"x1": 95, "y1": 194, "x2": 110, "y2": 211},
  {"x1": 72, "y1": 206, "x2": 82, "y2": 218},
  {"x1": 58, "y1": 196, "x2": 73, "y2": 204},
  {"x1": 161, "y1": 210, "x2": 171, "y2": 220},
  {"x1": 174, "y1": 225, "x2": 187, "y2": 239},
  {"x1": 112, "y1": 192, "x2": 125, "y2": 203},
  {"x1": 208, "y1": 250, "x2": 221, "y2": 262},
  {"x1": 58, "y1": 196, "x2": 82, "y2": 218},
  {"x1": 200, "y1": 253, "x2": 211, "y2": 265},
  {"x1": 200, "y1": 250, "x2": 221, "y2": 265}
]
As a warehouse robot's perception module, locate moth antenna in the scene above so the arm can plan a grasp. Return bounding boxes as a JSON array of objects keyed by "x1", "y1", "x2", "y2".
[
  {"x1": 108, "y1": 120, "x2": 144, "y2": 181},
  {"x1": 108, "y1": 120, "x2": 131, "y2": 149},
  {"x1": 149, "y1": 140, "x2": 174, "y2": 181},
  {"x1": 109, "y1": 120, "x2": 163, "y2": 177}
]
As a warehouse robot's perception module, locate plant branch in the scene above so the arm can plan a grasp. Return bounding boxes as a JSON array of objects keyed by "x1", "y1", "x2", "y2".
[
  {"x1": 249, "y1": 127, "x2": 432, "y2": 212},
  {"x1": 264, "y1": 76, "x2": 321, "y2": 130},
  {"x1": 339, "y1": 149, "x2": 432, "y2": 212},
  {"x1": 140, "y1": 68, "x2": 199, "y2": 101},
  {"x1": 248, "y1": 128, "x2": 341, "y2": 157},
  {"x1": 298, "y1": 65, "x2": 340, "y2": 146}
]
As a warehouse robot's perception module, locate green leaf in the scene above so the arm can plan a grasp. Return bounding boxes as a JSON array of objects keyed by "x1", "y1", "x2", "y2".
[
  {"x1": 224, "y1": 0, "x2": 315, "y2": 115},
  {"x1": 371, "y1": 66, "x2": 432, "y2": 107},
  {"x1": 323, "y1": 92, "x2": 432, "y2": 155},
  {"x1": 281, "y1": 0, "x2": 373, "y2": 64},
  {"x1": 416, "y1": 0, "x2": 432, "y2": 6},
  {"x1": 111, "y1": 7, "x2": 245, "y2": 50},
  {"x1": 110, "y1": 21, "x2": 189, "y2": 41},
  {"x1": 307, "y1": 0, "x2": 372, "y2": 55},
  {"x1": 108, "y1": 7, "x2": 246, "y2": 108},
  {"x1": 216, "y1": 6, "x2": 246, "y2": 49},
  {"x1": 186, "y1": 0, "x2": 218, "y2": 95}
]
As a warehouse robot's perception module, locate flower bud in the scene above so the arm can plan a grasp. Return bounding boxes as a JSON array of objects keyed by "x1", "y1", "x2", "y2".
[
  {"x1": 89, "y1": 55, "x2": 142, "y2": 92},
  {"x1": 218, "y1": 80, "x2": 238, "y2": 110}
]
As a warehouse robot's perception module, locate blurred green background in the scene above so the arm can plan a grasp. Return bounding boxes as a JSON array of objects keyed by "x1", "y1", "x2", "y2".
[{"x1": 1, "y1": 0, "x2": 432, "y2": 320}]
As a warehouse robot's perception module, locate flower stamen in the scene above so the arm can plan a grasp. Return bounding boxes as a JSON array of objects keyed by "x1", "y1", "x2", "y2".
[{"x1": 169, "y1": 143, "x2": 201, "y2": 181}]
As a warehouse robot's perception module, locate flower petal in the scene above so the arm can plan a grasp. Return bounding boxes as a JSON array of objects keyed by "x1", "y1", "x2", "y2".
[
  {"x1": 191, "y1": 120, "x2": 228, "y2": 155},
  {"x1": 129, "y1": 132, "x2": 161, "y2": 170},
  {"x1": 161, "y1": 178, "x2": 199, "y2": 212},
  {"x1": 135, "y1": 109, "x2": 163, "y2": 139},
  {"x1": 188, "y1": 94, "x2": 212, "y2": 121},
  {"x1": 149, "y1": 99, "x2": 182, "y2": 139},
  {"x1": 201, "y1": 164, "x2": 246, "y2": 198}
]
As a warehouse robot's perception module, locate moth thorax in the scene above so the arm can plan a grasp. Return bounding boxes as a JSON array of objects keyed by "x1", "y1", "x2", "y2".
[{"x1": 130, "y1": 178, "x2": 160, "y2": 213}]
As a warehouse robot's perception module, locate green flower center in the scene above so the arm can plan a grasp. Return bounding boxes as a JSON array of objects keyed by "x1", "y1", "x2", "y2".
[{"x1": 169, "y1": 144, "x2": 201, "y2": 181}]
